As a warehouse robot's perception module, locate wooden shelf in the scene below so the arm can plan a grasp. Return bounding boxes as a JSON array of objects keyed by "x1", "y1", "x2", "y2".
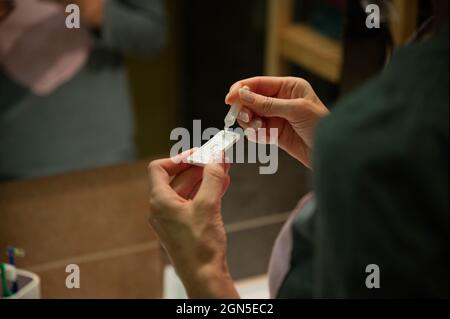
[{"x1": 279, "y1": 24, "x2": 342, "y2": 83}]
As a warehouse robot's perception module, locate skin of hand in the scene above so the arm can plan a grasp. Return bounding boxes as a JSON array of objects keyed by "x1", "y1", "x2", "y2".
[
  {"x1": 147, "y1": 150, "x2": 239, "y2": 298},
  {"x1": 41, "y1": 0, "x2": 104, "y2": 28},
  {"x1": 225, "y1": 76, "x2": 330, "y2": 169}
]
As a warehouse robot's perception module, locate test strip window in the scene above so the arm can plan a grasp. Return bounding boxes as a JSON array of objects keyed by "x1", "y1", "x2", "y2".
[{"x1": 187, "y1": 130, "x2": 240, "y2": 166}]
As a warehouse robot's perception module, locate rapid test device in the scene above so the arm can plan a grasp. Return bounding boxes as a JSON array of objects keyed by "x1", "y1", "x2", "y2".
[
  {"x1": 186, "y1": 91, "x2": 245, "y2": 166},
  {"x1": 186, "y1": 130, "x2": 240, "y2": 166}
]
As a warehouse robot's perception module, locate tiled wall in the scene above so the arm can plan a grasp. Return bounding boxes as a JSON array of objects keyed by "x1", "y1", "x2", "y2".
[{"x1": 0, "y1": 152, "x2": 309, "y2": 298}]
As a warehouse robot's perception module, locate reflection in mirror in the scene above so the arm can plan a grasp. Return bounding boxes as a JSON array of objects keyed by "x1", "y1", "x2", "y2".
[{"x1": 0, "y1": 0, "x2": 167, "y2": 180}]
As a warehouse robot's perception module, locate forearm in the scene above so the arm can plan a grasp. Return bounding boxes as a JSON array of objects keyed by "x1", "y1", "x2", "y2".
[
  {"x1": 54, "y1": 0, "x2": 167, "y2": 53},
  {"x1": 101, "y1": 0, "x2": 167, "y2": 54},
  {"x1": 170, "y1": 249, "x2": 240, "y2": 298}
]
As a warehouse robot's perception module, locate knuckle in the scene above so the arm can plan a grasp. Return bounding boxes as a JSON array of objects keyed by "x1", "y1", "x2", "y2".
[
  {"x1": 288, "y1": 76, "x2": 308, "y2": 88},
  {"x1": 296, "y1": 77, "x2": 309, "y2": 86},
  {"x1": 148, "y1": 187, "x2": 166, "y2": 210},
  {"x1": 206, "y1": 165, "x2": 224, "y2": 180},
  {"x1": 298, "y1": 78, "x2": 314, "y2": 95},
  {"x1": 297, "y1": 98, "x2": 315, "y2": 113},
  {"x1": 295, "y1": 97, "x2": 307, "y2": 107},
  {"x1": 288, "y1": 77, "x2": 311, "y2": 98},
  {"x1": 285, "y1": 98, "x2": 306, "y2": 118},
  {"x1": 285, "y1": 76, "x2": 298, "y2": 83},
  {"x1": 195, "y1": 196, "x2": 217, "y2": 210},
  {"x1": 261, "y1": 96, "x2": 274, "y2": 114}
]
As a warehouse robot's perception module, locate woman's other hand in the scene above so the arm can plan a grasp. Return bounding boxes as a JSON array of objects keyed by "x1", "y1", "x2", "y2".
[
  {"x1": 225, "y1": 76, "x2": 329, "y2": 168},
  {"x1": 147, "y1": 151, "x2": 239, "y2": 298}
]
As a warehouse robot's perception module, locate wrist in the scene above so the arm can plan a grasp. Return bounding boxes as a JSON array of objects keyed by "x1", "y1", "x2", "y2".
[{"x1": 180, "y1": 261, "x2": 239, "y2": 298}]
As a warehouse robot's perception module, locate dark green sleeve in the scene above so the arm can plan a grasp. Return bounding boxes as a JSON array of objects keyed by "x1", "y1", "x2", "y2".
[
  {"x1": 312, "y1": 25, "x2": 449, "y2": 298},
  {"x1": 101, "y1": 0, "x2": 167, "y2": 54}
]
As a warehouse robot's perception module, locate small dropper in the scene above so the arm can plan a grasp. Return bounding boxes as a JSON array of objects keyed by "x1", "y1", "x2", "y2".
[
  {"x1": 223, "y1": 86, "x2": 250, "y2": 150},
  {"x1": 224, "y1": 86, "x2": 250, "y2": 131},
  {"x1": 224, "y1": 102, "x2": 241, "y2": 131},
  {"x1": 223, "y1": 102, "x2": 241, "y2": 152}
]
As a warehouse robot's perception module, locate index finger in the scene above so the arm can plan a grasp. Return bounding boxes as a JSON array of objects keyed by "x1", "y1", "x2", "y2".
[{"x1": 225, "y1": 76, "x2": 285, "y2": 105}]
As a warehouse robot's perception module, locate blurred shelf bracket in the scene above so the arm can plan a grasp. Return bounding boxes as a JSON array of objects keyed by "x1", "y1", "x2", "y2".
[{"x1": 390, "y1": 0, "x2": 419, "y2": 48}]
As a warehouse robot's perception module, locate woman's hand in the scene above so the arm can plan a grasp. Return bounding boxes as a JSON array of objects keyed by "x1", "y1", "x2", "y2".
[
  {"x1": 225, "y1": 76, "x2": 329, "y2": 168},
  {"x1": 147, "y1": 151, "x2": 239, "y2": 298}
]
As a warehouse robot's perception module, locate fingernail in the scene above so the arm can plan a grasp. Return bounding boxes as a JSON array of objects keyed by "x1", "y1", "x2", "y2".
[
  {"x1": 244, "y1": 128, "x2": 257, "y2": 142},
  {"x1": 172, "y1": 148, "x2": 196, "y2": 163},
  {"x1": 171, "y1": 153, "x2": 184, "y2": 164},
  {"x1": 239, "y1": 88, "x2": 255, "y2": 104},
  {"x1": 238, "y1": 111, "x2": 250, "y2": 123},
  {"x1": 251, "y1": 118, "x2": 262, "y2": 129}
]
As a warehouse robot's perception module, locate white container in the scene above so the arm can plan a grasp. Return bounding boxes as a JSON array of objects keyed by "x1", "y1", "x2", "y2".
[
  {"x1": 163, "y1": 265, "x2": 187, "y2": 299},
  {"x1": 3, "y1": 269, "x2": 41, "y2": 299}
]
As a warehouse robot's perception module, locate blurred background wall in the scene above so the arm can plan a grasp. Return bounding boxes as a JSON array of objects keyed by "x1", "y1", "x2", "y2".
[
  {"x1": 127, "y1": 0, "x2": 268, "y2": 157},
  {"x1": 127, "y1": 0, "x2": 351, "y2": 160},
  {"x1": 126, "y1": 0, "x2": 182, "y2": 157}
]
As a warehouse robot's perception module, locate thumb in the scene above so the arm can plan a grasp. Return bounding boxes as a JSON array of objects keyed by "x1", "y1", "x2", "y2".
[
  {"x1": 194, "y1": 163, "x2": 227, "y2": 207},
  {"x1": 239, "y1": 88, "x2": 303, "y2": 120}
]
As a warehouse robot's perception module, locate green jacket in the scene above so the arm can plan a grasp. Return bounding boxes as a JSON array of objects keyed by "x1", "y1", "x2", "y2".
[{"x1": 277, "y1": 24, "x2": 448, "y2": 298}]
